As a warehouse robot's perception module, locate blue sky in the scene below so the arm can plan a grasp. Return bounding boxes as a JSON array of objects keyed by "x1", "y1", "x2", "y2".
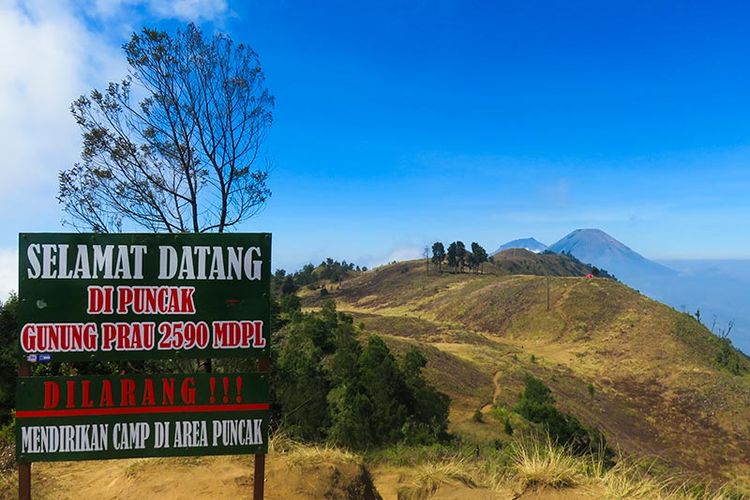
[
  {"x1": 234, "y1": 1, "x2": 750, "y2": 268},
  {"x1": 1, "y1": 0, "x2": 750, "y2": 293}
]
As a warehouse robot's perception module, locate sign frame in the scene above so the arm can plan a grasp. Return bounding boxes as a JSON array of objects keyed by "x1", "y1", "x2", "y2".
[{"x1": 16, "y1": 232, "x2": 273, "y2": 500}]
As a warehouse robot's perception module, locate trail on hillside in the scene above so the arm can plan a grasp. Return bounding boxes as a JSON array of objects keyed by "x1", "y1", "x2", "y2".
[{"x1": 324, "y1": 262, "x2": 750, "y2": 482}]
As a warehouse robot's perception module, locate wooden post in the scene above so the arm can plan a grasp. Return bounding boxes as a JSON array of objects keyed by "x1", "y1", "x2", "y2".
[
  {"x1": 18, "y1": 361, "x2": 30, "y2": 500},
  {"x1": 253, "y1": 357, "x2": 270, "y2": 500},
  {"x1": 253, "y1": 453, "x2": 265, "y2": 500}
]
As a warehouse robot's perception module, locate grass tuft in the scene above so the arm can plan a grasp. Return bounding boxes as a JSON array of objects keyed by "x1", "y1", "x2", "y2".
[
  {"x1": 398, "y1": 456, "x2": 478, "y2": 500},
  {"x1": 269, "y1": 431, "x2": 360, "y2": 467},
  {"x1": 508, "y1": 438, "x2": 584, "y2": 489}
]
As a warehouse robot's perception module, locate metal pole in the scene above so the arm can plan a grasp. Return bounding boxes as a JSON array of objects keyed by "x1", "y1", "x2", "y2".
[{"x1": 18, "y1": 361, "x2": 31, "y2": 500}]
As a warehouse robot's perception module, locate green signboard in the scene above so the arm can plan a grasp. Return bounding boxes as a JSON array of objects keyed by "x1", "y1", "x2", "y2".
[
  {"x1": 18, "y1": 233, "x2": 271, "y2": 362},
  {"x1": 15, "y1": 372, "x2": 269, "y2": 462}
]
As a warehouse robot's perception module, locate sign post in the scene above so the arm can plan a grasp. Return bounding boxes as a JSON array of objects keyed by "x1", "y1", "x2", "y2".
[
  {"x1": 16, "y1": 233, "x2": 271, "y2": 498},
  {"x1": 17, "y1": 361, "x2": 30, "y2": 500}
]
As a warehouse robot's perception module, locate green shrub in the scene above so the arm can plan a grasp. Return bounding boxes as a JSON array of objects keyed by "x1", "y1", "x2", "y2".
[
  {"x1": 0, "y1": 295, "x2": 18, "y2": 425},
  {"x1": 273, "y1": 301, "x2": 449, "y2": 450},
  {"x1": 0, "y1": 418, "x2": 14, "y2": 471},
  {"x1": 515, "y1": 375, "x2": 610, "y2": 459},
  {"x1": 715, "y1": 338, "x2": 749, "y2": 376},
  {"x1": 504, "y1": 417, "x2": 514, "y2": 436}
]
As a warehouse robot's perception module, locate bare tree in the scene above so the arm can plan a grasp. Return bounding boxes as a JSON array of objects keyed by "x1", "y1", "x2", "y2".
[
  {"x1": 719, "y1": 320, "x2": 735, "y2": 340},
  {"x1": 59, "y1": 24, "x2": 274, "y2": 233}
]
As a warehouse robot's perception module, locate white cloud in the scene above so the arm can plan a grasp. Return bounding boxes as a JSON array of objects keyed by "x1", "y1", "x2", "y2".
[
  {"x1": 92, "y1": 0, "x2": 228, "y2": 21},
  {"x1": 0, "y1": 1, "x2": 124, "y2": 223},
  {"x1": 0, "y1": 0, "x2": 232, "y2": 297},
  {"x1": 0, "y1": 1, "x2": 108, "y2": 298},
  {"x1": 373, "y1": 246, "x2": 424, "y2": 267},
  {"x1": 147, "y1": 0, "x2": 228, "y2": 21}
]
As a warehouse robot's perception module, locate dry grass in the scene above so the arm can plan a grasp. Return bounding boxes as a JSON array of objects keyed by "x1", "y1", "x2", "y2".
[
  {"x1": 268, "y1": 431, "x2": 360, "y2": 467},
  {"x1": 381, "y1": 436, "x2": 745, "y2": 499},
  {"x1": 390, "y1": 438, "x2": 586, "y2": 498},
  {"x1": 268, "y1": 430, "x2": 297, "y2": 454},
  {"x1": 508, "y1": 438, "x2": 585, "y2": 489},
  {"x1": 596, "y1": 460, "x2": 681, "y2": 499},
  {"x1": 0, "y1": 470, "x2": 16, "y2": 500},
  {"x1": 398, "y1": 456, "x2": 480, "y2": 500},
  {"x1": 594, "y1": 459, "x2": 746, "y2": 500}
]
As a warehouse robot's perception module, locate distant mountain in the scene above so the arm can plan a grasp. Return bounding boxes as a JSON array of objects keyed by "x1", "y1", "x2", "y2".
[
  {"x1": 548, "y1": 229, "x2": 675, "y2": 281},
  {"x1": 650, "y1": 259, "x2": 750, "y2": 354},
  {"x1": 547, "y1": 230, "x2": 747, "y2": 354},
  {"x1": 493, "y1": 237, "x2": 547, "y2": 255}
]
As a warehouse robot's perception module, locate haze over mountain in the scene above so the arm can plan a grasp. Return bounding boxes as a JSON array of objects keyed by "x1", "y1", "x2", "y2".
[
  {"x1": 493, "y1": 237, "x2": 548, "y2": 255},
  {"x1": 548, "y1": 229, "x2": 676, "y2": 281},
  {"x1": 541, "y1": 228, "x2": 748, "y2": 354}
]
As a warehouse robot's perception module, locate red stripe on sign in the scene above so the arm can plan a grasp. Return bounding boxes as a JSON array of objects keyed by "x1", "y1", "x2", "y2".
[{"x1": 15, "y1": 403, "x2": 270, "y2": 419}]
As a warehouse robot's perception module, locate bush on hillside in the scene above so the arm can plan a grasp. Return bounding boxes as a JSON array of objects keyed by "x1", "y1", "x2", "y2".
[
  {"x1": 515, "y1": 375, "x2": 610, "y2": 459},
  {"x1": 673, "y1": 313, "x2": 750, "y2": 376},
  {"x1": 504, "y1": 417, "x2": 514, "y2": 436},
  {"x1": 273, "y1": 258, "x2": 364, "y2": 292},
  {"x1": 715, "y1": 338, "x2": 749, "y2": 376},
  {"x1": 0, "y1": 295, "x2": 18, "y2": 425},
  {"x1": 273, "y1": 301, "x2": 449, "y2": 450},
  {"x1": 0, "y1": 418, "x2": 15, "y2": 471}
]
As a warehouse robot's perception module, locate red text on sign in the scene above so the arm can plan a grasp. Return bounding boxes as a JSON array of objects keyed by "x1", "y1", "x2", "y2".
[{"x1": 212, "y1": 320, "x2": 265, "y2": 349}]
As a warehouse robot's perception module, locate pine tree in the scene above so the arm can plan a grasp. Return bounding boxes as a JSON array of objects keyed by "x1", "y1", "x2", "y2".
[
  {"x1": 359, "y1": 336, "x2": 410, "y2": 445},
  {"x1": 431, "y1": 242, "x2": 446, "y2": 272},
  {"x1": 471, "y1": 242, "x2": 488, "y2": 273},
  {"x1": 447, "y1": 242, "x2": 458, "y2": 271},
  {"x1": 456, "y1": 241, "x2": 467, "y2": 272}
]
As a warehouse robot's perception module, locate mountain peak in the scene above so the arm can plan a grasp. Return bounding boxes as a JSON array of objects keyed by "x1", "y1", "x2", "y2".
[
  {"x1": 548, "y1": 229, "x2": 674, "y2": 280},
  {"x1": 493, "y1": 237, "x2": 548, "y2": 255},
  {"x1": 556, "y1": 228, "x2": 631, "y2": 249}
]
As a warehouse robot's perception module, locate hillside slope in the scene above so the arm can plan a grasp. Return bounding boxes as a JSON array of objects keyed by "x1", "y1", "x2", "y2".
[
  {"x1": 312, "y1": 260, "x2": 750, "y2": 483},
  {"x1": 490, "y1": 248, "x2": 592, "y2": 276}
]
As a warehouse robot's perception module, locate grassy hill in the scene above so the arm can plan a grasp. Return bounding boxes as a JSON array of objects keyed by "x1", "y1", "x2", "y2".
[
  {"x1": 303, "y1": 259, "x2": 750, "y2": 485},
  {"x1": 4, "y1": 256, "x2": 749, "y2": 498},
  {"x1": 489, "y1": 248, "x2": 593, "y2": 276}
]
